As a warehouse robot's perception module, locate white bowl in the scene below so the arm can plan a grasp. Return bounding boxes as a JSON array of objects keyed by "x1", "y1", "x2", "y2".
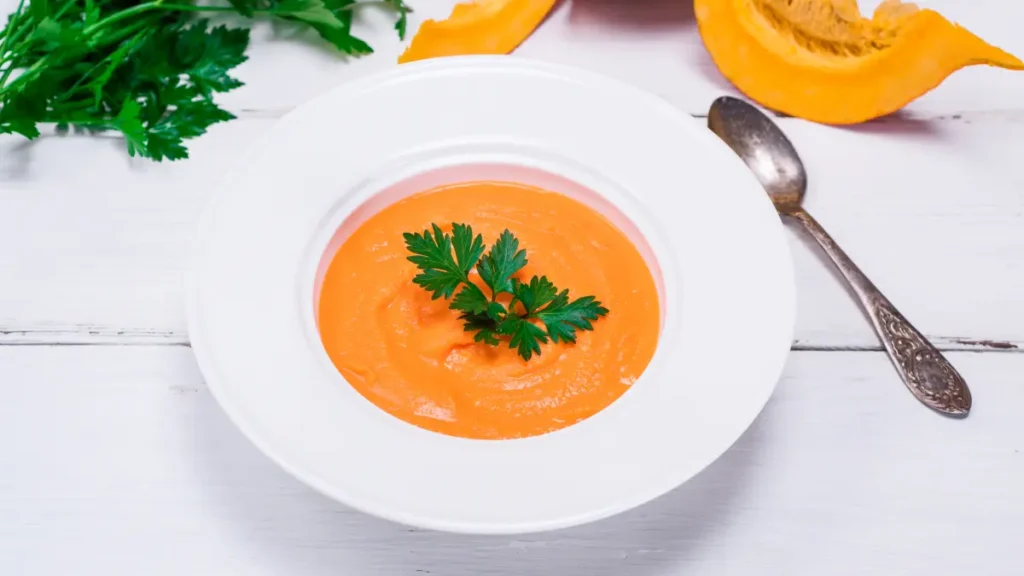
[{"x1": 187, "y1": 56, "x2": 795, "y2": 534}]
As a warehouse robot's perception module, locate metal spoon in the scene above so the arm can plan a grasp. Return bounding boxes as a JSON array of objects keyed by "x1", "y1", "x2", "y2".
[{"x1": 707, "y1": 96, "x2": 972, "y2": 417}]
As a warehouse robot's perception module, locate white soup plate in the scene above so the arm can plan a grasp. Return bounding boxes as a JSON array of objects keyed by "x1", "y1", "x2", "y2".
[{"x1": 187, "y1": 56, "x2": 795, "y2": 535}]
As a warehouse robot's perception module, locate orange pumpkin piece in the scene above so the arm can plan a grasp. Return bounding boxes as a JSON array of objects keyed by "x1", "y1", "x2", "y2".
[
  {"x1": 694, "y1": 0, "x2": 1024, "y2": 124},
  {"x1": 398, "y1": 0, "x2": 559, "y2": 64}
]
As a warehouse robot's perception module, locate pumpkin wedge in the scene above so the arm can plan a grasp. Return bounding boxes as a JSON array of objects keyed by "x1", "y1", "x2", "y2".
[
  {"x1": 694, "y1": 0, "x2": 1024, "y2": 124},
  {"x1": 398, "y1": 0, "x2": 559, "y2": 64}
]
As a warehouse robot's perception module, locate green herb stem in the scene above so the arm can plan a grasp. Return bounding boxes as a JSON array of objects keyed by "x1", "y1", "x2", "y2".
[
  {"x1": 79, "y1": 0, "x2": 400, "y2": 31},
  {"x1": 81, "y1": 1, "x2": 163, "y2": 35},
  {"x1": 0, "y1": 0, "x2": 26, "y2": 48}
]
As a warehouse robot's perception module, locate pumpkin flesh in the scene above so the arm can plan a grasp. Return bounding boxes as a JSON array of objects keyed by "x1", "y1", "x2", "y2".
[
  {"x1": 398, "y1": 0, "x2": 559, "y2": 64},
  {"x1": 695, "y1": 0, "x2": 1024, "y2": 123}
]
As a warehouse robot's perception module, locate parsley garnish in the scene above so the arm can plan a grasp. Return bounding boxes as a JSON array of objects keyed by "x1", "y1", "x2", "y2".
[
  {"x1": 0, "y1": 0, "x2": 411, "y2": 160},
  {"x1": 403, "y1": 223, "x2": 610, "y2": 361}
]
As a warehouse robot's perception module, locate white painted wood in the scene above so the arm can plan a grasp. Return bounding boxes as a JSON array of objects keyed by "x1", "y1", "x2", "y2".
[
  {"x1": 2, "y1": 113, "x2": 1022, "y2": 349},
  {"x1": 785, "y1": 112, "x2": 1024, "y2": 350},
  {"x1": 1, "y1": 346, "x2": 1021, "y2": 575},
  {"x1": 0, "y1": 118, "x2": 275, "y2": 339}
]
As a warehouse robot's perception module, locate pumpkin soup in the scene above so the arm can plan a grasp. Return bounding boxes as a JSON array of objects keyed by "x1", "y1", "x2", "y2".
[{"x1": 317, "y1": 180, "x2": 659, "y2": 439}]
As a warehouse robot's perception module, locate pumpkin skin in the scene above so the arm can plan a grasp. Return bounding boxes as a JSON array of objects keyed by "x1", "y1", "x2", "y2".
[
  {"x1": 694, "y1": 0, "x2": 1024, "y2": 124},
  {"x1": 398, "y1": 0, "x2": 559, "y2": 64}
]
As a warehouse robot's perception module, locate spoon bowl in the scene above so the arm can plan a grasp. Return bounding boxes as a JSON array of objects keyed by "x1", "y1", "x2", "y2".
[{"x1": 707, "y1": 98, "x2": 806, "y2": 211}]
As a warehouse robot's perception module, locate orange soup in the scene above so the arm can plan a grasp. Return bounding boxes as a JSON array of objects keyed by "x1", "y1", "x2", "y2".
[{"x1": 317, "y1": 181, "x2": 660, "y2": 439}]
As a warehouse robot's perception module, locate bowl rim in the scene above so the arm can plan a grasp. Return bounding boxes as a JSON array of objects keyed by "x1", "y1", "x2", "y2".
[{"x1": 187, "y1": 55, "x2": 796, "y2": 534}]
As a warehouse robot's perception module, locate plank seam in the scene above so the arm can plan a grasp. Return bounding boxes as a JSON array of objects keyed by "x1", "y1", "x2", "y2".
[{"x1": 1, "y1": 327, "x2": 1020, "y2": 352}]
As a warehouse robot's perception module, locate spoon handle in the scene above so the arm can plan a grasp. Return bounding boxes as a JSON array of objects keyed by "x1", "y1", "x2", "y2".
[{"x1": 786, "y1": 208, "x2": 972, "y2": 417}]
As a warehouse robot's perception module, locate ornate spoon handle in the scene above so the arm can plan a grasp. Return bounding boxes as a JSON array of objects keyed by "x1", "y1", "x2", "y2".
[{"x1": 786, "y1": 208, "x2": 972, "y2": 417}]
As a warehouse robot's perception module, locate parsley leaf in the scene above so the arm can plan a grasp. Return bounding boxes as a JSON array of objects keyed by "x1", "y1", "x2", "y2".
[
  {"x1": 174, "y1": 22, "x2": 249, "y2": 97},
  {"x1": 146, "y1": 98, "x2": 234, "y2": 161},
  {"x1": 500, "y1": 316, "x2": 548, "y2": 361},
  {"x1": 459, "y1": 312, "x2": 501, "y2": 346},
  {"x1": 451, "y1": 222, "x2": 486, "y2": 276},
  {"x1": 535, "y1": 292, "x2": 609, "y2": 344},
  {"x1": 383, "y1": 0, "x2": 412, "y2": 39},
  {"x1": 451, "y1": 283, "x2": 489, "y2": 315},
  {"x1": 112, "y1": 98, "x2": 146, "y2": 157},
  {"x1": 275, "y1": 0, "x2": 373, "y2": 56},
  {"x1": 478, "y1": 229, "x2": 527, "y2": 296},
  {"x1": 403, "y1": 224, "x2": 467, "y2": 300},
  {"x1": 118, "y1": 21, "x2": 245, "y2": 160},
  {"x1": 511, "y1": 275, "x2": 558, "y2": 314},
  {"x1": 226, "y1": 0, "x2": 258, "y2": 18},
  {"x1": 404, "y1": 223, "x2": 610, "y2": 361}
]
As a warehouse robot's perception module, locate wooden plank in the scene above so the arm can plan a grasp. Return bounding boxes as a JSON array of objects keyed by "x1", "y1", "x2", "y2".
[
  {"x1": 2, "y1": 112, "x2": 1023, "y2": 349},
  {"x1": 0, "y1": 346, "x2": 1021, "y2": 574},
  {"x1": 783, "y1": 111, "x2": 1024, "y2": 351},
  {"x1": 0, "y1": 0, "x2": 1021, "y2": 117},
  {"x1": 0, "y1": 118, "x2": 276, "y2": 339}
]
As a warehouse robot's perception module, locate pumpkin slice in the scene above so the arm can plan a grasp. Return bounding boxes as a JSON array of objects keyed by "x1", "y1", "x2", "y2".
[
  {"x1": 397, "y1": 0, "x2": 559, "y2": 64},
  {"x1": 694, "y1": 0, "x2": 1024, "y2": 124}
]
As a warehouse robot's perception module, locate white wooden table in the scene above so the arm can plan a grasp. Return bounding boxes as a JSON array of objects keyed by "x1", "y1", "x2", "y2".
[{"x1": 3, "y1": 1, "x2": 1024, "y2": 574}]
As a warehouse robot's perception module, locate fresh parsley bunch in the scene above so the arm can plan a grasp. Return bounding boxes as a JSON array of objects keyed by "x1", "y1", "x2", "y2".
[
  {"x1": 403, "y1": 223, "x2": 610, "y2": 361},
  {"x1": 0, "y1": 0, "x2": 410, "y2": 160}
]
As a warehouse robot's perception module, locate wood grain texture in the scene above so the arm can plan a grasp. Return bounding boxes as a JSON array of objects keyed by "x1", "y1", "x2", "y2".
[
  {"x1": 2, "y1": 113, "x2": 1023, "y2": 349},
  {"x1": 1, "y1": 346, "x2": 1021, "y2": 575}
]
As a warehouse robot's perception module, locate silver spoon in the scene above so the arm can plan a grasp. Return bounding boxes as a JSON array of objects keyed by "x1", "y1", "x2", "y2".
[{"x1": 707, "y1": 96, "x2": 971, "y2": 417}]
